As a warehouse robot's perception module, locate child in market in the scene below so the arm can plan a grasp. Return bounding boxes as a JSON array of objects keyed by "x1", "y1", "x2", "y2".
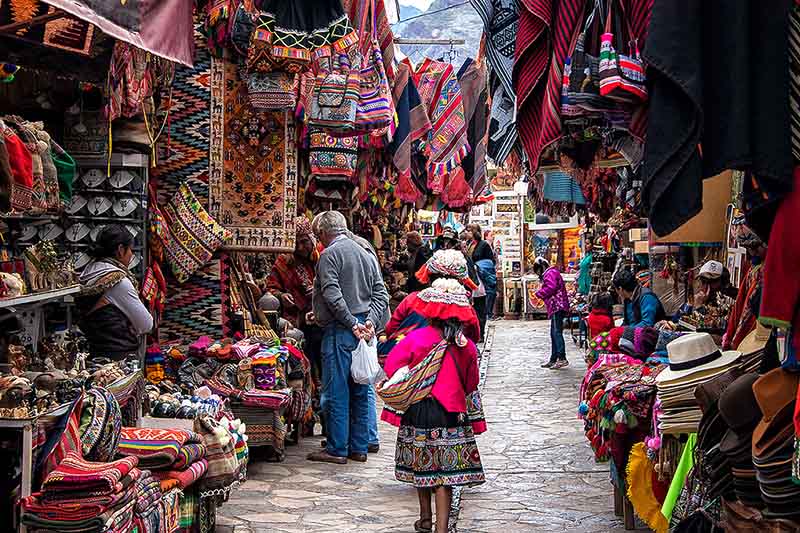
[{"x1": 587, "y1": 292, "x2": 615, "y2": 339}]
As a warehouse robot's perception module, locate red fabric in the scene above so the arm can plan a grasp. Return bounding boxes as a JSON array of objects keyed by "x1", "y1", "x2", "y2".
[
  {"x1": 385, "y1": 292, "x2": 480, "y2": 343},
  {"x1": 760, "y1": 167, "x2": 800, "y2": 347},
  {"x1": 265, "y1": 253, "x2": 317, "y2": 327},
  {"x1": 385, "y1": 292, "x2": 420, "y2": 338},
  {"x1": 384, "y1": 326, "x2": 479, "y2": 414},
  {"x1": 514, "y1": 0, "x2": 652, "y2": 172},
  {"x1": 42, "y1": 452, "x2": 139, "y2": 495},
  {"x1": 41, "y1": 395, "x2": 84, "y2": 484},
  {"x1": 2, "y1": 126, "x2": 33, "y2": 211},
  {"x1": 587, "y1": 309, "x2": 614, "y2": 339},
  {"x1": 723, "y1": 261, "x2": 761, "y2": 350}
]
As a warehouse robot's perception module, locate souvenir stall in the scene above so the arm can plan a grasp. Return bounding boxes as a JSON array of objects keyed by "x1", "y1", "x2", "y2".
[{"x1": 477, "y1": 0, "x2": 800, "y2": 527}]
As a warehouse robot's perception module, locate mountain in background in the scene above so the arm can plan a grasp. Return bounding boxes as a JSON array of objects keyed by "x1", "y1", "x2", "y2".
[
  {"x1": 394, "y1": 0, "x2": 482, "y2": 67},
  {"x1": 399, "y1": 4, "x2": 422, "y2": 19}
]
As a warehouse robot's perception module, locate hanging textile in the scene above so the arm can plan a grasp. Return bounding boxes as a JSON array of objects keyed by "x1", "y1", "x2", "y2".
[
  {"x1": 514, "y1": 0, "x2": 651, "y2": 173},
  {"x1": 470, "y1": 0, "x2": 519, "y2": 163},
  {"x1": 458, "y1": 58, "x2": 491, "y2": 197},
  {"x1": 389, "y1": 62, "x2": 432, "y2": 203},
  {"x1": 404, "y1": 58, "x2": 470, "y2": 195},
  {"x1": 42, "y1": 0, "x2": 195, "y2": 66},
  {"x1": 542, "y1": 171, "x2": 585, "y2": 204},
  {"x1": 642, "y1": 0, "x2": 792, "y2": 236}
]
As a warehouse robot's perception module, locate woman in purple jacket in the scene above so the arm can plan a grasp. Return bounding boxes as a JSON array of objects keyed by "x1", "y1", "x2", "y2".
[{"x1": 533, "y1": 257, "x2": 570, "y2": 369}]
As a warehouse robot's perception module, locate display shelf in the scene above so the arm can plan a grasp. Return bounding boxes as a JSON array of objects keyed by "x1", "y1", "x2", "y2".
[{"x1": 0, "y1": 285, "x2": 81, "y2": 309}]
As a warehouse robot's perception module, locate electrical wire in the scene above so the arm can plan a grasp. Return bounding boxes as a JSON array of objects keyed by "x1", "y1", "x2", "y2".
[{"x1": 391, "y1": 1, "x2": 471, "y2": 25}]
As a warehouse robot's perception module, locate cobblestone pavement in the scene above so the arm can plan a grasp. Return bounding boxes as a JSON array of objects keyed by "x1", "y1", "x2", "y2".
[{"x1": 217, "y1": 320, "x2": 627, "y2": 532}]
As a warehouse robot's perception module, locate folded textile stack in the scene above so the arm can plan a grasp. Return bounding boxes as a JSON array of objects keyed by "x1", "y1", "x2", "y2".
[
  {"x1": 718, "y1": 373, "x2": 764, "y2": 508},
  {"x1": 751, "y1": 368, "x2": 800, "y2": 519},
  {"x1": 656, "y1": 333, "x2": 741, "y2": 434},
  {"x1": 133, "y1": 470, "x2": 163, "y2": 533},
  {"x1": 117, "y1": 427, "x2": 203, "y2": 469},
  {"x1": 22, "y1": 452, "x2": 140, "y2": 533},
  {"x1": 153, "y1": 459, "x2": 209, "y2": 490}
]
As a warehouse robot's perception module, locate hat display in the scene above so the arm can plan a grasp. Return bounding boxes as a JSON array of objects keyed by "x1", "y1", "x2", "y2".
[
  {"x1": 698, "y1": 260, "x2": 724, "y2": 279},
  {"x1": 656, "y1": 333, "x2": 741, "y2": 384},
  {"x1": 738, "y1": 323, "x2": 772, "y2": 356},
  {"x1": 719, "y1": 373, "x2": 761, "y2": 458},
  {"x1": 656, "y1": 333, "x2": 741, "y2": 435}
]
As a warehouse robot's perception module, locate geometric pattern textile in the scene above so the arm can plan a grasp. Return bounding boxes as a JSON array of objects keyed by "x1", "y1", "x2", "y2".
[{"x1": 209, "y1": 57, "x2": 298, "y2": 251}]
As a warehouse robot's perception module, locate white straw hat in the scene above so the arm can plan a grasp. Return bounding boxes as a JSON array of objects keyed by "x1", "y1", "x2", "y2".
[{"x1": 655, "y1": 332, "x2": 741, "y2": 383}]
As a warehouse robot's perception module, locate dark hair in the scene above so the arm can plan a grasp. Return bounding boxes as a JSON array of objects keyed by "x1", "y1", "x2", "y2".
[
  {"x1": 532, "y1": 257, "x2": 550, "y2": 276},
  {"x1": 591, "y1": 292, "x2": 614, "y2": 313},
  {"x1": 88, "y1": 224, "x2": 133, "y2": 259},
  {"x1": 430, "y1": 317, "x2": 463, "y2": 344},
  {"x1": 612, "y1": 269, "x2": 638, "y2": 292}
]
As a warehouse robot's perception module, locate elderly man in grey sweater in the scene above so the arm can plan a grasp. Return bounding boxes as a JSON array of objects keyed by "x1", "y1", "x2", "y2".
[{"x1": 307, "y1": 211, "x2": 389, "y2": 464}]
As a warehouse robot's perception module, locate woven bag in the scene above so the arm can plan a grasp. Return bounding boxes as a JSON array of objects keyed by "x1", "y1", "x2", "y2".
[
  {"x1": 377, "y1": 341, "x2": 448, "y2": 412},
  {"x1": 598, "y1": 0, "x2": 647, "y2": 102}
]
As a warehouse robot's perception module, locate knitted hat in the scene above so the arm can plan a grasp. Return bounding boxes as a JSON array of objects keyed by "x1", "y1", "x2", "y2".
[
  {"x1": 416, "y1": 278, "x2": 476, "y2": 323},
  {"x1": 416, "y1": 249, "x2": 477, "y2": 290}
]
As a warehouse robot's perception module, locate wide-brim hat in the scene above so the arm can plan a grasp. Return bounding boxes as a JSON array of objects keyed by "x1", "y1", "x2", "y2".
[
  {"x1": 738, "y1": 323, "x2": 772, "y2": 355},
  {"x1": 656, "y1": 332, "x2": 741, "y2": 384},
  {"x1": 719, "y1": 373, "x2": 761, "y2": 457},
  {"x1": 753, "y1": 402, "x2": 796, "y2": 459},
  {"x1": 416, "y1": 278, "x2": 477, "y2": 324}
]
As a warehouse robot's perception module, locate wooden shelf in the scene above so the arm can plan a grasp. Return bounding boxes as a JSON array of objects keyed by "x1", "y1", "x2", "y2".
[{"x1": 0, "y1": 285, "x2": 81, "y2": 309}]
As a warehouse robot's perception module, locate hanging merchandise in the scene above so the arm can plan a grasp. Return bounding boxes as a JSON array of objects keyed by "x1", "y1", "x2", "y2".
[
  {"x1": 309, "y1": 51, "x2": 361, "y2": 134},
  {"x1": 598, "y1": 0, "x2": 647, "y2": 103},
  {"x1": 458, "y1": 58, "x2": 491, "y2": 197}
]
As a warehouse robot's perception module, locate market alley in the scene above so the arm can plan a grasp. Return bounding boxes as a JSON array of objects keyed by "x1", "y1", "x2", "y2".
[{"x1": 218, "y1": 321, "x2": 626, "y2": 532}]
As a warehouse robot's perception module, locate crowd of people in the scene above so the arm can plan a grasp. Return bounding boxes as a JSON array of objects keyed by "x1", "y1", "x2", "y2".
[{"x1": 255, "y1": 211, "x2": 494, "y2": 533}]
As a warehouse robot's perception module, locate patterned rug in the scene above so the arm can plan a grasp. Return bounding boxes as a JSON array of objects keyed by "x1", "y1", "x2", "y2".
[
  {"x1": 209, "y1": 58, "x2": 298, "y2": 252},
  {"x1": 154, "y1": 25, "x2": 223, "y2": 342}
]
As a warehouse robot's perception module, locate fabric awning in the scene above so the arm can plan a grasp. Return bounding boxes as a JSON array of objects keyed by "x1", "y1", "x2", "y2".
[{"x1": 41, "y1": 0, "x2": 195, "y2": 66}]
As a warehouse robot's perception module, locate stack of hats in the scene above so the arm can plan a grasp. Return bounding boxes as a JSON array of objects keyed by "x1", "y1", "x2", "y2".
[
  {"x1": 751, "y1": 368, "x2": 800, "y2": 518},
  {"x1": 719, "y1": 373, "x2": 764, "y2": 507},
  {"x1": 655, "y1": 333, "x2": 742, "y2": 434}
]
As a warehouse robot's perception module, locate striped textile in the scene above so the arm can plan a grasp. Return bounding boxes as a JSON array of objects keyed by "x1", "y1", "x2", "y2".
[
  {"x1": 153, "y1": 458, "x2": 209, "y2": 490},
  {"x1": 542, "y1": 171, "x2": 586, "y2": 204},
  {"x1": 514, "y1": 0, "x2": 652, "y2": 172},
  {"x1": 791, "y1": 4, "x2": 800, "y2": 162},
  {"x1": 377, "y1": 341, "x2": 448, "y2": 412},
  {"x1": 405, "y1": 58, "x2": 471, "y2": 193}
]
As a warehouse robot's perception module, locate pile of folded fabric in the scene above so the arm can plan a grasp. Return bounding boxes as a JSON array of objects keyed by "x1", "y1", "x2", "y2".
[
  {"x1": 656, "y1": 333, "x2": 741, "y2": 434},
  {"x1": 21, "y1": 452, "x2": 140, "y2": 532},
  {"x1": 134, "y1": 470, "x2": 164, "y2": 533},
  {"x1": 117, "y1": 427, "x2": 209, "y2": 492}
]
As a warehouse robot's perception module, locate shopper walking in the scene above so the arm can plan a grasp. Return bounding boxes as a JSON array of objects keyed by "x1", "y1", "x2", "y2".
[
  {"x1": 383, "y1": 278, "x2": 485, "y2": 533},
  {"x1": 308, "y1": 211, "x2": 389, "y2": 464},
  {"x1": 533, "y1": 257, "x2": 570, "y2": 368}
]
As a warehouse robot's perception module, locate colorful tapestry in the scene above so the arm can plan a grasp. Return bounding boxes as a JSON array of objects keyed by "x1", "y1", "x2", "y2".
[
  {"x1": 42, "y1": 452, "x2": 139, "y2": 494},
  {"x1": 209, "y1": 57, "x2": 298, "y2": 251},
  {"x1": 152, "y1": 459, "x2": 208, "y2": 489},
  {"x1": 163, "y1": 182, "x2": 231, "y2": 283},
  {"x1": 154, "y1": 23, "x2": 224, "y2": 342},
  {"x1": 0, "y1": 1, "x2": 96, "y2": 55},
  {"x1": 117, "y1": 427, "x2": 202, "y2": 470}
]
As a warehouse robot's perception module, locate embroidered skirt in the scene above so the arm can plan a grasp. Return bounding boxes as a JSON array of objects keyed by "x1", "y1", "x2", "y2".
[{"x1": 395, "y1": 398, "x2": 485, "y2": 488}]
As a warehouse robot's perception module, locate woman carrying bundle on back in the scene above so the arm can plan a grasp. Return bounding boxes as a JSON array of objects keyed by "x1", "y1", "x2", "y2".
[{"x1": 381, "y1": 278, "x2": 486, "y2": 533}]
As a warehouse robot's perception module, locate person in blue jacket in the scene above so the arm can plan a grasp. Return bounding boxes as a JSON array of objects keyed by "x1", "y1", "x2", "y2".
[{"x1": 612, "y1": 269, "x2": 665, "y2": 327}]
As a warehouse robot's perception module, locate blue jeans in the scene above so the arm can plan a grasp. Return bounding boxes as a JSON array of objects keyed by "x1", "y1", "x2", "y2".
[
  {"x1": 367, "y1": 385, "x2": 379, "y2": 446},
  {"x1": 550, "y1": 310, "x2": 567, "y2": 363},
  {"x1": 321, "y1": 321, "x2": 369, "y2": 457}
]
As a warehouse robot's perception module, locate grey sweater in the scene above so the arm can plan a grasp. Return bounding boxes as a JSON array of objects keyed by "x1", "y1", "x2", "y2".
[{"x1": 312, "y1": 236, "x2": 389, "y2": 329}]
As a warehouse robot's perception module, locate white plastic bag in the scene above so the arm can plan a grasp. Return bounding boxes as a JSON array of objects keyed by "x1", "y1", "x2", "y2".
[{"x1": 351, "y1": 337, "x2": 381, "y2": 384}]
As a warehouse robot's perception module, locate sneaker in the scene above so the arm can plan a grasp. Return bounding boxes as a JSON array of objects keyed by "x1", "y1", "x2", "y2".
[
  {"x1": 541, "y1": 361, "x2": 556, "y2": 368},
  {"x1": 554, "y1": 360, "x2": 570, "y2": 369}
]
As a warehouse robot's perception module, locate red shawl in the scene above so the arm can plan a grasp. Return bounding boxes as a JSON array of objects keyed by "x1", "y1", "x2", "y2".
[
  {"x1": 265, "y1": 253, "x2": 317, "y2": 327},
  {"x1": 514, "y1": 0, "x2": 652, "y2": 172}
]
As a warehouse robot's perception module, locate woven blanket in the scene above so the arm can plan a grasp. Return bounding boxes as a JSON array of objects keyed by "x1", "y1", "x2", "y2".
[
  {"x1": 209, "y1": 57, "x2": 298, "y2": 251},
  {"x1": 22, "y1": 486, "x2": 134, "y2": 522},
  {"x1": 41, "y1": 452, "x2": 138, "y2": 495},
  {"x1": 23, "y1": 492, "x2": 135, "y2": 532},
  {"x1": 118, "y1": 427, "x2": 202, "y2": 470},
  {"x1": 159, "y1": 478, "x2": 180, "y2": 493},
  {"x1": 135, "y1": 502, "x2": 162, "y2": 533},
  {"x1": 153, "y1": 459, "x2": 208, "y2": 490},
  {"x1": 178, "y1": 490, "x2": 197, "y2": 533},
  {"x1": 172, "y1": 443, "x2": 207, "y2": 470},
  {"x1": 135, "y1": 471, "x2": 163, "y2": 514}
]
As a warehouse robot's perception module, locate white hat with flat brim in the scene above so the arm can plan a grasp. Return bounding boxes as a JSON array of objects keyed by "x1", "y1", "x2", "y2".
[{"x1": 656, "y1": 332, "x2": 742, "y2": 384}]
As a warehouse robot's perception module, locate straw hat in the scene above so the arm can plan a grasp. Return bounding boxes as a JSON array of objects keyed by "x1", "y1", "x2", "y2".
[
  {"x1": 737, "y1": 323, "x2": 772, "y2": 355},
  {"x1": 656, "y1": 332, "x2": 741, "y2": 383}
]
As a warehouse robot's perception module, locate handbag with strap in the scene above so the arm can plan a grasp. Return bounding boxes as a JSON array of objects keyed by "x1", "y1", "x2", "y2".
[
  {"x1": 308, "y1": 50, "x2": 361, "y2": 134},
  {"x1": 350, "y1": 0, "x2": 394, "y2": 137},
  {"x1": 598, "y1": 0, "x2": 647, "y2": 102},
  {"x1": 377, "y1": 340, "x2": 448, "y2": 412},
  {"x1": 561, "y1": 0, "x2": 605, "y2": 116}
]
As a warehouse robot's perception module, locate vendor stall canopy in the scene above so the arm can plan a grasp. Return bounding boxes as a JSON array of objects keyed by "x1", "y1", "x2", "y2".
[{"x1": 0, "y1": 0, "x2": 194, "y2": 82}]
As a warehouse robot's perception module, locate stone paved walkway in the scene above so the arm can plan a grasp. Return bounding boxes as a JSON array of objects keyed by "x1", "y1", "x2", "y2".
[{"x1": 217, "y1": 320, "x2": 627, "y2": 532}]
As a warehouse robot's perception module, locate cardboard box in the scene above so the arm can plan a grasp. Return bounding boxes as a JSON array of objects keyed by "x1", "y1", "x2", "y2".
[
  {"x1": 628, "y1": 228, "x2": 649, "y2": 241},
  {"x1": 634, "y1": 240, "x2": 650, "y2": 254}
]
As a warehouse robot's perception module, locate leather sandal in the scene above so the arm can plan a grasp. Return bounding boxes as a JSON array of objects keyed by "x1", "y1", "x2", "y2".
[{"x1": 414, "y1": 517, "x2": 433, "y2": 532}]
